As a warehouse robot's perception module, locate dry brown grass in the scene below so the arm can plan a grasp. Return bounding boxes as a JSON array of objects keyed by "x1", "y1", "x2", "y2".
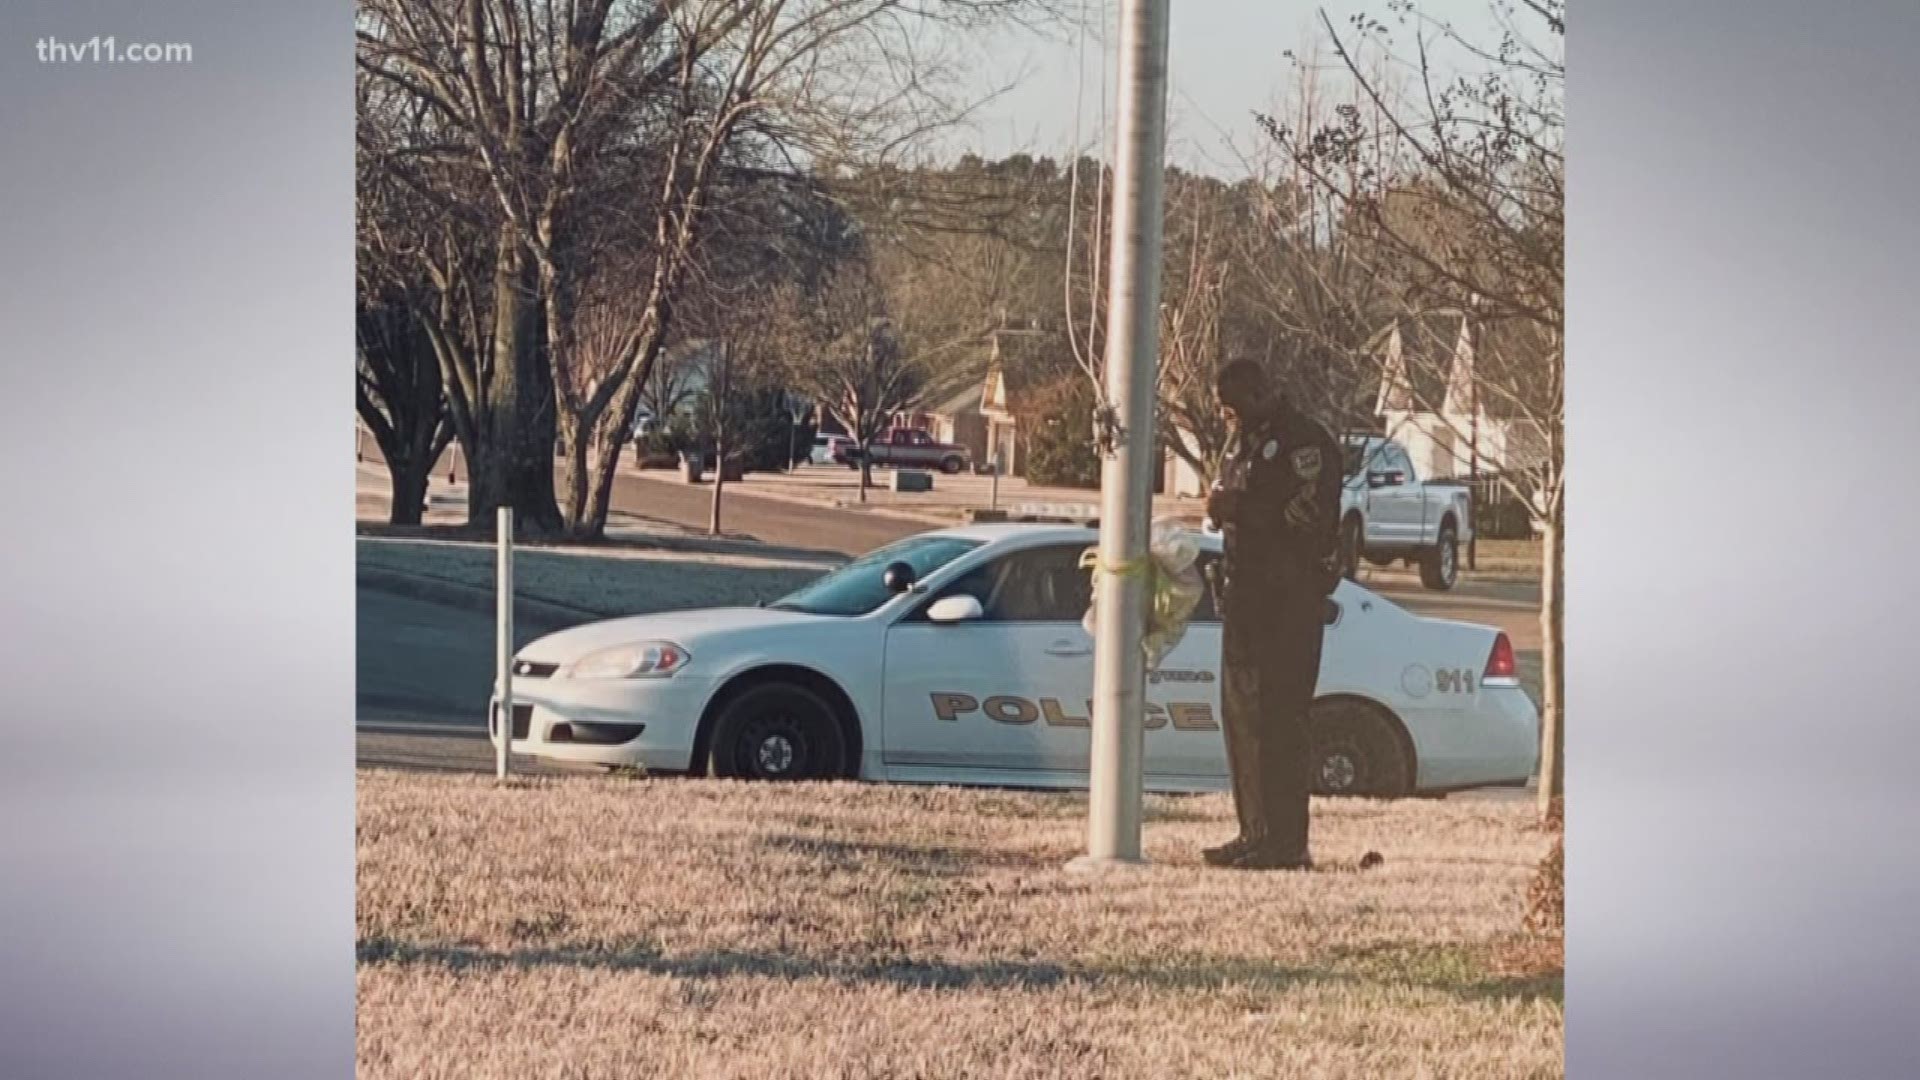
[
  {"x1": 1524, "y1": 800, "x2": 1565, "y2": 937},
  {"x1": 358, "y1": 771, "x2": 1562, "y2": 1079}
]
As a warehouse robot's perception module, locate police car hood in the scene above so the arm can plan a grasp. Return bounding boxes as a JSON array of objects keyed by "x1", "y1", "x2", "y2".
[{"x1": 519, "y1": 607, "x2": 822, "y2": 662}]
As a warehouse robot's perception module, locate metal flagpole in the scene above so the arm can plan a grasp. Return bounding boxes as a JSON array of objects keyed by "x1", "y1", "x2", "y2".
[{"x1": 1073, "y1": 0, "x2": 1171, "y2": 869}]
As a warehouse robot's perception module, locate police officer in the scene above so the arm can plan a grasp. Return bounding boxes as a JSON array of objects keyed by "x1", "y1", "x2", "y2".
[{"x1": 1203, "y1": 358, "x2": 1344, "y2": 870}]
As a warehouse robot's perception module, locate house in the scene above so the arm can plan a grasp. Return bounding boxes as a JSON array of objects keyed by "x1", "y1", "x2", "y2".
[
  {"x1": 1162, "y1": 442, "x2": 1208, "y2": 499},
  {"x1": 923, "y1": 383, "x2": 988, "y2": 466},
  {"x1": 977, "y1": 327, "x2": 1056, "y2": 476},
  {"x1": 1370, "y1": 312, "x2": 1551, "y2": 487}
]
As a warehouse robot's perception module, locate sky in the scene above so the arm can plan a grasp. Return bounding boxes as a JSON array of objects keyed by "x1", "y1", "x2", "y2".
[{"x1": 938, "y1": 0, "x2": 1506, "y2": 176}]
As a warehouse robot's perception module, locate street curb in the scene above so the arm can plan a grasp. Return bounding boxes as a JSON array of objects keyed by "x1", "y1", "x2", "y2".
[
  {"x1": 620, "y1": 465, "x2": 958, "y2": 528},
  {"x1": 1360, "y1": 568, "x2": 1542, "y2": 587},
  {"x1": 357, "y1": 565, "x2": 616, "y2": 624}
]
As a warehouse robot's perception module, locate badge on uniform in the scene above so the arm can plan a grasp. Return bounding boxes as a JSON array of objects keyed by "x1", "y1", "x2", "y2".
[{"x1": 1291, "y1": 446, "x2": 1321, "y2": 478}]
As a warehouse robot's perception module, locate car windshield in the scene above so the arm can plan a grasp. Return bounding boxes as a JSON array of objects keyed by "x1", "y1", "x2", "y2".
[
  {"x1": 768, "y1": 535, "x2": 983, "y2": 617},
  {"x1": 1342, "y1": 443, "x2": 1366, "y2": 477}
]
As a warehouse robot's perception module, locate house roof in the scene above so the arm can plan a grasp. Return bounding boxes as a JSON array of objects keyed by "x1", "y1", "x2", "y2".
[
  {"x1": 1371, "y1": 312, "x2": 1554, "y2": 423},
  {"x1": 1370, "y1": 313, "x2": 1465, "y2": 414},
  {"x1": 980, "y1": 328, "x2": 1067, "y2": 418},
  {"x1": 928, "y1": 382, "x2": 983, "y2": 418}
]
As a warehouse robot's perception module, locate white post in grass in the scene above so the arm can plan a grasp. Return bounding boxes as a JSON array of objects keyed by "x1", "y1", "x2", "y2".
[
  {"x1": 1075, "y1": 0, "x2": 1171, "y2": 870},
  {"x1": 496, "y1": 506, "x2": 514, "y2": 781}
]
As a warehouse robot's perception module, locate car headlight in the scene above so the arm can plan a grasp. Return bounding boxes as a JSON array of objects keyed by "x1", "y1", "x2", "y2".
[{"x1": 562, "y1": 641, "x2": 691, "y2": 680}]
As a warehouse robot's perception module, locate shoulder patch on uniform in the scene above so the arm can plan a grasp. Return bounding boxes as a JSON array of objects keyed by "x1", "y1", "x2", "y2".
[
  {"x1": 1291, "y1": 446, "x2": 1321, "y2": 478},
  {"x1": 1261, "y1": 440, "x2": 1278, "y2": 460}
]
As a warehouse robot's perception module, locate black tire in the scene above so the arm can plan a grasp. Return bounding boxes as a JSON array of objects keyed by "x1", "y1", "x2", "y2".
[
  {"x1": 940, "y1": 455, "x2": 964, "y2": 475},
  {"x1": 1338, "y1": 515, "x2": 1364, "y2": 580},
  {"x1": 1420, "y1": 519, "x2": 1459, "y2": 591},
  {"x1": 1308, "y1": 698, "x2": 1414, "y2": 798},
  {"x1": 708, "y1": 683, "x2": 848, "y2": 781}
]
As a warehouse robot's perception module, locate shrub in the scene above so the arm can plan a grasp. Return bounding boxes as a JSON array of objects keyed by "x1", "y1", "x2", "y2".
[{"x1": 1018, "y1": 376, "x2": 1100, "y2": 489}]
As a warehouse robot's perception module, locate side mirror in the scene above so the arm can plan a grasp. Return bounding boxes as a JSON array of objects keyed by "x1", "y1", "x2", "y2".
[
  {"x1": 927, "y1": 595, "x2": 984, "y2": 624},
  {"x1": 882, "y1": 561, "x2": 918, "y2": 594}
]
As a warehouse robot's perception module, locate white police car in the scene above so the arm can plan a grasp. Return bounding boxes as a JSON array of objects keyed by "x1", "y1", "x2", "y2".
[{"x1": 491, "y1": 524, "x2": 1538, "y2": 797}]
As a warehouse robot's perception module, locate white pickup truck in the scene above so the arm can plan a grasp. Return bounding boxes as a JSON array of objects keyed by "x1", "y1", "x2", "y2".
[{"x1": 1338, "y1": 434, "x2": 1472, "y2": 591}]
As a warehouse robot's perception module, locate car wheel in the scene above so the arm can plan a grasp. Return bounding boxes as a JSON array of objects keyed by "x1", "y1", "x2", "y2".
[
  {"x1": 709, "y1": 683, "x2": 847, "y2": 781},
  {"x1": 1339, "y1": 515, "x2": 1364, "y2": 580},
  {"x1": 940, "y1": 456, "x2": 964, "y2": 475},
  {"x1": 1420, "y1": 521, "x2": 1459, "y2": 591},
  {"x1": 1308, "y1": 698, "x2": 1413, "y2": 798}
]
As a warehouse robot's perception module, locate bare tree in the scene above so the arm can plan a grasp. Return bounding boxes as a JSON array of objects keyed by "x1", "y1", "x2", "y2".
[
  {"x1": 1266, "y1": 0, "x2": 1565, "y2": 814},
  {"x1": 786, "y1": 267, "x2": 925, "y2": 501},
  {"x1": 1155, "y1": 174, "x2": 1233, "y2": 489},
  {"x1": 356, "y1": 295, "x2": 455, "y2": 525},
  {"x1": 359, "y1": 0, "x2": 1062, "y2": 538},
  {"x1": 356, "y1": 65, "x2": 512, "y2": 529}
]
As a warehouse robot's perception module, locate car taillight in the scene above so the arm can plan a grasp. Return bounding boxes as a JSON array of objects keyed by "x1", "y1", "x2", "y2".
[{"x1": 1483, "y1": 632, "x2": 1518, "y2": 685}]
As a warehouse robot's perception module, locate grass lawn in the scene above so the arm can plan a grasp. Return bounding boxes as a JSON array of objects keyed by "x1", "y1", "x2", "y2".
[{"x1": 358, "y1": 771, "x2": 1561, "y2": 1079}]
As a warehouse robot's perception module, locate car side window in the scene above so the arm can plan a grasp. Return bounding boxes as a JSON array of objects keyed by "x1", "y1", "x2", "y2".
[{"x1": 922, "y1": 545, "x2": 1091, "y2": 623}]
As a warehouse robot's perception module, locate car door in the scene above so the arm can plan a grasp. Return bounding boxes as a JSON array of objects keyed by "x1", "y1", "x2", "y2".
[
  {"x1": 1153, "y1": 551, "x2": 1351, "y2": 788},
  {"x1": 881, "y1": 543, "x2": 1099, "y2": 775},
  {"x1": 1371, "y1": 445, "x2": 1425, "y2": 545},
  {"x1": 905, "y1": 429, "x2": 937, "y2": 467},
  {"x1": 1141, "y1": 554, "x2": 1228, "y2": 784}
]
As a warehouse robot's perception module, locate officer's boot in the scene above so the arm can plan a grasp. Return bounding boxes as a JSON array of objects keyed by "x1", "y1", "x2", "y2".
[{"x1": 1207, "y1": 684, "x2": 1269, "y2": 866}]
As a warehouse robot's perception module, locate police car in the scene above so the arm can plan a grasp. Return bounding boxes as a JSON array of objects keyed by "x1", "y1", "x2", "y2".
[{"x1": 490, "y1": 524, "x2": 1538, "y2": 797}]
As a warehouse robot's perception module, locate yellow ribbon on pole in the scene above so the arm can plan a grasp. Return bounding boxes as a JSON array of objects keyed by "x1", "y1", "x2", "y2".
[{"x1": 1081, "y1": 522, "x2": 1205, "y2": 669}]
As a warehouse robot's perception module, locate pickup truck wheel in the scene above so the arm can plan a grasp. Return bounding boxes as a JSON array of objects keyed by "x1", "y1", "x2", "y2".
[
  {"x1": 1338, "y1": 516, "x2": 1364, "y2": 580},
  {"x1": 939, "y1": 455, "x2": 964, "y2": 475},
  {"x1": 1308, "y1": 699, "x2": 1413, "y2": 798},
  {"x1": 1420, "y1": 521, "x2": 1460, "y2": 591}
]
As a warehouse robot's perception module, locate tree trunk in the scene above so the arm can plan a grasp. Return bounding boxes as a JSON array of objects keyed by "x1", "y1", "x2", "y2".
[
  {"x1": 387, "y1": 455, "x2": 431, "y2": 527},
  {"x1": 710, "y1": 435, "x2": 726, "y2": 536},
  {"x1": 471, "y1": 232, "x2": 562, "y2": 536},
  {"x1": 581, "y1": 430, "x2": 627, "y2": 539},
  {"x1": 557, "y1": 410, "x2": 593, "y2": 535},
  {"x1": 1536, "y1": 506, "x2": 1564, "y2": 818}
]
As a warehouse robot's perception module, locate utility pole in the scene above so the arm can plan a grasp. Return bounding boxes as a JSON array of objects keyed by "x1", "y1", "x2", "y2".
[
  {"x1": 1074, "y1": 0, "x2": 1171, "y2": 869},
  {"x1": 1469, "y1": 408, "x2": 1479, "y2": 571}
]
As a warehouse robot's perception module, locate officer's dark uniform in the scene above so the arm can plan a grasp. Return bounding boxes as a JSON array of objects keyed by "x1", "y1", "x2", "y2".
[{"x1": 1205, "y1": 381, "x2": 1344, "y2": 869}]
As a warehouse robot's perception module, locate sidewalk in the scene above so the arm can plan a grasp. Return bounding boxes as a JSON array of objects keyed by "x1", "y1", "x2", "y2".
[{"x1": 619, "y1": 458, "x2": 1207, "y2": 527}]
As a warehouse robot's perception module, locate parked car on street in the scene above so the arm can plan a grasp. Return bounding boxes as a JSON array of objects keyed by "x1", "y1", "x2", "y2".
[
  {"x1": 491, "y1": 524, "x2": 1537, "y2": 797},
  {"x1": 811, "y1": 433, "x2": 856, "y2": 466},
  {"x1": 1338, "y1": 435, "x2": 1474, "y2": 591},
  {"x1": 844, "y1": 428, "x2": 972, "y2": 474}
]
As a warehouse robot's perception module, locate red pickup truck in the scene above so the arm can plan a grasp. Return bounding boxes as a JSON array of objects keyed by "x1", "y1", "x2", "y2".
[{"x1": 843, "y1": 428, "x2": 974, "y2": 474}]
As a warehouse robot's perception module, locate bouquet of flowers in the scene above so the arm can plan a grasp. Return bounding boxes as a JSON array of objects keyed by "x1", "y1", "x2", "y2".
[{"x1": 1080, "y1": 519, "x2": 1207, "y2": 670}]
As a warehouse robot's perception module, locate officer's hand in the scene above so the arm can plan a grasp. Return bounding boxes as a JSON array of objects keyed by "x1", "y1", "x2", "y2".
[{"x1": 1206, "y1": 487, "x2": 1237, "y2": 523}]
